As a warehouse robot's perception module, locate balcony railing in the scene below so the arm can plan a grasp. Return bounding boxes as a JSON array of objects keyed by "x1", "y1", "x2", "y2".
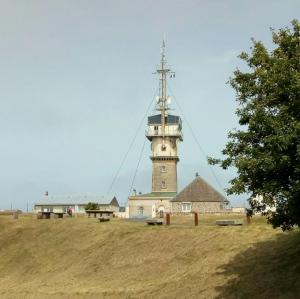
[{"x1": 146, "y1": 126, "x2": 182, "y2": 137}]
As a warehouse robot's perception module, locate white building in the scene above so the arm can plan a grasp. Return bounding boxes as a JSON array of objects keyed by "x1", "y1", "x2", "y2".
[{"x1": 34, "y1": 194, "x2": 120, "y2": 214}]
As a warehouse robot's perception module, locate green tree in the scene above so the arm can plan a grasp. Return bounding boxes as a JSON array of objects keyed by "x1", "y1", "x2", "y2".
[
  {"x1": 85, "y1": 202, "x2": 99, "y2": 211},
  {"x1": 209, "y1": 20, "x2": 300, "y2": 230}
]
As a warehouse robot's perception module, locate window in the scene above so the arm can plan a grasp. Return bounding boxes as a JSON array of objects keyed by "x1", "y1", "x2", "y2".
[
  {"x1": 138, "y1": 206, "x2": 144, "y2": 215},
  {"x1": 161, "y1": 165, "x2": 167, "y2": 173},
  {"x1": 161, "y1": 180, "x2": 167, "y2": 189},
  {"x1": 181, "y1": 202, "x2": 192, "y2": 213}
]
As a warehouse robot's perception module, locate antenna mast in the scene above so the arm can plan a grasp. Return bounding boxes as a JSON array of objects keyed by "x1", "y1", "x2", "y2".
[{"x1": 156, "y1": 39, "x2": 171, "y2": 148}]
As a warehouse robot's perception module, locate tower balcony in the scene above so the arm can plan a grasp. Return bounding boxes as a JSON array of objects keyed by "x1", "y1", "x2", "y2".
[{"x1": 146, "y1": 126, "x2": 183, "y2": 141}]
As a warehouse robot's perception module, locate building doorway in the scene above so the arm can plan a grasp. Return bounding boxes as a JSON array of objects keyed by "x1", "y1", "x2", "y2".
[
  {"x1": 138, "y1": 206, "x2": 144, "y2": 217},
  {"x1": 158, "y1": 206, "x2": 165, "y2": 218}
]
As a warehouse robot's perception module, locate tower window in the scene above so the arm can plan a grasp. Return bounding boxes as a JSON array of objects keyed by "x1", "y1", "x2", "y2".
[
  {"x1": 161, "y1": 166, "x2": 167, "y2": 173},
  {"x1": 161, "y1": 180, "x2": 167, "y2": 189}
]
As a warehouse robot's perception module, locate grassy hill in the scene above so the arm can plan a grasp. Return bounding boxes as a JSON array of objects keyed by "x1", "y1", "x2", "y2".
[{"x1": 0, "y1": 214, "x2": 299, "y2": 299}]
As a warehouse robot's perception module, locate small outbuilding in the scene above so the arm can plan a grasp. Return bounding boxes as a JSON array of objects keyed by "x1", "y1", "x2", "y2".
[
  {"x1": 171, "y1": 176, "x2": 228, "y2": 214},
  {"x1": 34, "y1": 194, "x2": 120, "y2": 215}
]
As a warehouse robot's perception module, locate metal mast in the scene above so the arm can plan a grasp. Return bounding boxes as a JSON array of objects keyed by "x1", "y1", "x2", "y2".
[{"x1": 156, "y1": 39, "x2": 171, "y2": 149}]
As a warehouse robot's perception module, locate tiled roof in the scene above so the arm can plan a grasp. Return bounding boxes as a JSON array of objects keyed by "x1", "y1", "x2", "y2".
[
  {"x1": 110, "y1": 196, "x2": 119, "y2": 207},
  {"x1": 171, "y1": 176, "x2": 227, "y2": 203}
]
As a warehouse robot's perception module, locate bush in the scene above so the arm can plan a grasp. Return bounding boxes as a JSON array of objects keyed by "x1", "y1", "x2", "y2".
[{"x1": 85, "y1": 202, "x2": 99, "y2": 211}]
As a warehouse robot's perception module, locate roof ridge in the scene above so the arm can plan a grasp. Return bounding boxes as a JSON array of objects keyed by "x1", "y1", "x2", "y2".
[
  {"x1": 171, "y1": 175, "x2": 226, "y2": 202},
  {"x1": 194, "y1": 176, "x2": 226, "y2": 199}
]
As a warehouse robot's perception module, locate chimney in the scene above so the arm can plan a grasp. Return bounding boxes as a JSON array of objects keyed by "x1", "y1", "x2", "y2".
[{"x1": 45, "y1": 191, "x2": 48, "y2": 196}]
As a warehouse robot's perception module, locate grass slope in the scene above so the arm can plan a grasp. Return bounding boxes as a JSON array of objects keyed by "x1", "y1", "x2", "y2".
[{"x1": 0, "y1": 215, "x2": 299, "y2": 299}]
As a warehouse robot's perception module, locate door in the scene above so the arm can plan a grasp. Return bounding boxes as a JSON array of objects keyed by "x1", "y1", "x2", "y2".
[{"x1": 158, "y1": 206, "x2": 165, "y2": 218}]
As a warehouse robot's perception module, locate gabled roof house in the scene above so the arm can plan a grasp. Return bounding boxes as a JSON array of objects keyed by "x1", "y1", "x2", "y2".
[{"x1": 171, "y1": 176, "x2": 228, "y2": 213}]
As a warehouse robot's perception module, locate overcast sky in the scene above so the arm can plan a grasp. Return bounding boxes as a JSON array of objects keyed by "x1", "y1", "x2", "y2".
[{"x1": 0, "y1": 0, "x2": 299, "y2": 210}]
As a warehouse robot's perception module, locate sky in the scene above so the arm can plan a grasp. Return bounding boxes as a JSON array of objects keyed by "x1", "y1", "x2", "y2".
[{"x1": 0, "y1": 0, "x2": 299, "y2": 210}]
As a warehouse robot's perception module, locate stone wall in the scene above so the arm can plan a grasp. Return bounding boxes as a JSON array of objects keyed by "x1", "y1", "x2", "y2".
[
  {"x1": 152, "y1": 136, "x2": 178, "y2": 157},
  {"x1": 152, "y1": 160, "x2": 177, "y2": 192},
  {"x1": 171, "y1": 201, "x2": 224, "y2": 214}
]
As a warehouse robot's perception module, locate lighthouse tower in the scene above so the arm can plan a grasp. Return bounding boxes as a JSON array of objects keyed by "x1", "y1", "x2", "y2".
[
  {"x1": 128, "y1": 41, "x2": 182, "y2": 218},
  {"x1": 146, "y1": 41, "x2": 183, "y2": 193}
]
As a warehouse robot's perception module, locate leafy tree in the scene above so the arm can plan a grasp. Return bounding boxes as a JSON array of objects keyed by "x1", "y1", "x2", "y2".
[
  {"x1": 209, "y1": 20, "x2": 300, "y2": 230},
  {"x1": 85, "y1": 202, "x2": 99, "y2": 211}
]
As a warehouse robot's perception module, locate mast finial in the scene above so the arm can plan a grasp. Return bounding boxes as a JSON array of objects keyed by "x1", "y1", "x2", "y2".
[{"x1": 161, "y1": 35, "x2": 166, "y2": 66}]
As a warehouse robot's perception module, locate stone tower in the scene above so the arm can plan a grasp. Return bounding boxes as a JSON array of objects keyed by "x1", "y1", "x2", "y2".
[
  {"x1": 128, "y1": 40, "x2": 183, "y2": 219},
  {"x1": 146, "y1": 40, "x2": 183, "y2": 193}
]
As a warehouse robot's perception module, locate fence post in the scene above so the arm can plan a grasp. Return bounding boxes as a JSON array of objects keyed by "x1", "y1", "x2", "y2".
[
  {"x1": 194, "y1": 212, "x2": 198, "y2": 226},
  {"x1": 246, "y1": 208, "x2": 253, "y2": 225},
  {"x1": 166, "y1": 213, "x2": 170, "y2": 226},
  {"x1": 246, "y1": 215, "x2": 251, "y2": 225}
]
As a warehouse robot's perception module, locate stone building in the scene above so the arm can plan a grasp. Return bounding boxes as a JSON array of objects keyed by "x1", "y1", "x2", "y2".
[
  {"x1": 171, "y1": 175, "x2": 228, "y2": 214},
  {"x1": 128, "y1": 41, "x2": 182, "y2": 218},
  {"x1": 127, "y1": 41, "x2": 228, "y2": 218}
]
